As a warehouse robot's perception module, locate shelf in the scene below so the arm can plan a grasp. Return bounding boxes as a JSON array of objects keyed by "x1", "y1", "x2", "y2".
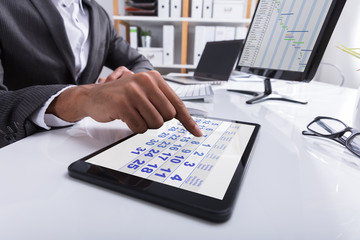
[
  {"x1": 113, "y1": 0, "x2": 254, "y2": 73},
  {"x1": 113, "y1": 15, "x2": 251, "y2": 24}
]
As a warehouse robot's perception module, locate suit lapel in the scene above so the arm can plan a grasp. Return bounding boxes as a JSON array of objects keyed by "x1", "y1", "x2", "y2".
[
  {"x1": 30, "y1": 0, "x2": 76, "y2": 82},
  {"x1": 79, "y1": 0, "x2": 102, "y2": 84}
]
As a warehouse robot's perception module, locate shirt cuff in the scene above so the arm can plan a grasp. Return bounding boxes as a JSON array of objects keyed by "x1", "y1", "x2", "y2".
[{"x1": 30, "y1": 86, "x2": 76, "y2": 130}]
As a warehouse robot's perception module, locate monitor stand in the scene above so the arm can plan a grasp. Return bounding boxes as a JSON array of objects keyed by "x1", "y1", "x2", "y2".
[{"x1": 231, "y1": 77, "x2": 308, "y2": 105}]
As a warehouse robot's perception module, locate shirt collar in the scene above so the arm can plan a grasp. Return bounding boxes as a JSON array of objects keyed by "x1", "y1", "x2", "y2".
[{"x1": 56, "y1": 0, "x2": 86, "y2": 14}]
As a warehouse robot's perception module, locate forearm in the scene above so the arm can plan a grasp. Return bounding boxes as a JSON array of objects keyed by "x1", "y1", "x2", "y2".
[{"x1": 46, "y1": 84, "x2": 95, "y2": 123}]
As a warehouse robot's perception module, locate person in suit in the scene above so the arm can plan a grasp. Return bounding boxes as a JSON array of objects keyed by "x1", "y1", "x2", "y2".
[{"x1": 0, "y1": 0, "x2": 202, "y2": 148}]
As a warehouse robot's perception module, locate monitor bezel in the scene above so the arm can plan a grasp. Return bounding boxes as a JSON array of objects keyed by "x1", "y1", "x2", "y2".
[{"x1": 236, "y1": 0, "x2": 347, "y2": 82}]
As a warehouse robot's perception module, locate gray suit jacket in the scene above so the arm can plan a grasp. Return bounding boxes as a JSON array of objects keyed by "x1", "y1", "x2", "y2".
[{"x1": 0, "y1": 0, "x2": 153, "y2": 147}]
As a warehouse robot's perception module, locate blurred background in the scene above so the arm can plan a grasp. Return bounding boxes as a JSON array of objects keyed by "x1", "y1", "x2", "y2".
[{"x1": 97, "y1": 0, "x2": 360, "y2": 89}]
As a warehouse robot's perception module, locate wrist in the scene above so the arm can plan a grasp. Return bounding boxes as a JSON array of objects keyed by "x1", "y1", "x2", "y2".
[{"x1": 46, "y1": 85, "x2": 94, "y2": 122}]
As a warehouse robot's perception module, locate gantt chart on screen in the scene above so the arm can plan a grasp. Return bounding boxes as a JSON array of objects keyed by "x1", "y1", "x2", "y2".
[{"x1": 239, "y1": 0, "x2": 332, "y2": 72}]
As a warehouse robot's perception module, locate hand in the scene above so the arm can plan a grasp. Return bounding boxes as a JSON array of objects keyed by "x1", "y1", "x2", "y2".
[
  {"x1": 98, "y1": 66, "x2": 134, "y2": 84},
  {"x1": 47, "y1": 70, "x2": 202, "y2": 137}
]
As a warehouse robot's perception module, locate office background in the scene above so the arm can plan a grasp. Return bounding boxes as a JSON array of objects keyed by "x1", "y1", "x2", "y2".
[
  {"x1": 2, "y1": 1, "x2": 360, "y2": 238},
  {"x1": 97, "y1": 0, "x2": 360, "y2": 89}
]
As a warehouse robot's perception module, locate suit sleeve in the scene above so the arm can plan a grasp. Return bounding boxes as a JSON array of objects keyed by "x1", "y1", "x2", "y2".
[{"x1": 0, "y1": 47, "x2": 70, "y2": 148}]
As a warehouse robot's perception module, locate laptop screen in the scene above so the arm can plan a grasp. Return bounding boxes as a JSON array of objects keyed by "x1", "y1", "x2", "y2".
[{"x1": 195, "y1": 40, "x2": 244, "y2": 80}]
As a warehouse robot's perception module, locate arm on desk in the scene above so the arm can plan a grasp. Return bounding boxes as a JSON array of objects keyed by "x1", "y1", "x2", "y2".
[{"x1": 47, "y1": 70, "x2": 203, "y2": 137}]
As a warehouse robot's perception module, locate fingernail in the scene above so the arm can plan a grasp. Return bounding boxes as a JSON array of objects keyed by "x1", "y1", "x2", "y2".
[{"x1": 194, "y1": 123, "x2": 203, "y2": 137}]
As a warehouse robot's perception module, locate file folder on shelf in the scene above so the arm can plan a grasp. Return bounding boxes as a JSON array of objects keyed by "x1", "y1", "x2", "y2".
[
  {"x1": 158, "y1": 0, "x2": 170, "y2": 17},
  {"x1": 202, "y1": 0, "x2": 213, "y2": 18},
  {"x1": 191, "y1": 0, "x2": 203, "y2": 18},
  {"x1": 129, "y1": 26, "x2": 139, "y2": 49},
  {"x1": 170, "y1": 0, "x2": 182, "y2": 18},
  {"x1": 215, "y1": 26, "x2": 235, "y2": 41},
  {"x1": 163, "y1": 25, "x2": 175, "y2": 64}
]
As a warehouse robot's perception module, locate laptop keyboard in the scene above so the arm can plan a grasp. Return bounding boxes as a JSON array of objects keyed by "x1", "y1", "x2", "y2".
[{"x1": 174, "y1": 84, "x2": 214, "y2": 102}]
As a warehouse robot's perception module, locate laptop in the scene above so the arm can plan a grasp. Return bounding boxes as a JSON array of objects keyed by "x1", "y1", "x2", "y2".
[{"x1": 163, "y1": 40, "x2": 244, "y2": 85}]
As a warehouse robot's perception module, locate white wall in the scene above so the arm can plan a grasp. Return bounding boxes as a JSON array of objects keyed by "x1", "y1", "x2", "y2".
[{"x1": 308, "y1": 0, "x2": 360, "y2": 88}]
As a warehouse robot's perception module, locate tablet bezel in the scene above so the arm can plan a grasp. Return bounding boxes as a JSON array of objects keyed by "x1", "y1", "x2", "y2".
[{"x1": 68, "y1": 117, "x2": 260, "y2": 222}]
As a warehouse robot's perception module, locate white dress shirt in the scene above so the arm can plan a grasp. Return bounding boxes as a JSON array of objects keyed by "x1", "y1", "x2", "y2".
[
  {"x1": 52, "y1": 0, "x2": 90, "y2": 79},
  {"x1": 31, "y1": 0, "x2": 91, "y2": 129}
]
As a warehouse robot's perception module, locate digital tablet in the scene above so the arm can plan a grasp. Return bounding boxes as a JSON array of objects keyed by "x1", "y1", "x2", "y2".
[{"x1": 68, "y1": 116, "x2": 260, "y2": 222}]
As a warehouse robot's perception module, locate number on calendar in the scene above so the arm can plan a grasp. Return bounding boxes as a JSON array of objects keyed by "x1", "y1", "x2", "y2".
[
  {"x1": 170, "y1": 155, "x2": 184, "y2": 164},
  {"x1": 131, "y1": 147, "x2": 146, "y2": 155},
  {"x1": 169, "y1": 146, "x2": 179, "y2": 151},
  {"x1": 158, "y1": 141, "x2": 171, "y2": 148},
  {"x1": 184, "y1": 161, "x2": 195, "y2": 167},
  {"x1": 141, "y1": 167, "x2": 153, "y2": 173},
  {"x1": 168, "y1": 126, "x2": 178, "y2": 132},
  {"x1": 158, "y1": 152, "x2": 171, "y2": 161},
  {"x1": 182, "y1": 149, "x2": 191, "y2": 153},
  {"x1": 169, "y1": 134, "x2": 180, "y2": 140},
  {"x1": 180, "y1": 137, "x2": 191, "y2": 142},
  {"x1": 146, "y1": 139, "x2": 159, "y2": 146},
  {"x1": 144, "y1": 149, "x2": 160, "y2": 157},
  {"x1": 194, "y1": 151, "x2": 204, "y2": 156},
  {"x1": 154, "y1": 168, "x2": 171, "y2": 178},
  {"x1": 127, "y1": 159, "x2": 145, "y2": 169},
  {"x1": 158, "y1": 132, "x2": 169, "y2": 138},
  {"x1": 141, "y1": 163, "x2": 158, "y2": 173},
  {"x1": 178, "y1": 128, "x2": 187, "y2": 134},
  {"x1": 170, "y1": 174, "x2": 182, "y2": 181}
]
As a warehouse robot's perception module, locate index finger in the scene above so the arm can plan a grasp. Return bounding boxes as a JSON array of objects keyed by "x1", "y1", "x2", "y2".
[
  {"x1": 175, "y1": 104, "x2": 203, "y2": 137},
  {"x1": 153, "y1": 74, "x2": 203, "y2": 137}
]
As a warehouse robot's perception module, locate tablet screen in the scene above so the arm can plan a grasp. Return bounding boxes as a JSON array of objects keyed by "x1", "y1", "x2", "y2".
[{"x1": 85, "y1": 117, "x2": 256, "y2": 200}]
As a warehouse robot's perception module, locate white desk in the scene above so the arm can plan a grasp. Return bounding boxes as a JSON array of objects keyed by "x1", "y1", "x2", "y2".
[{"x1": 1, "y1": 80, "x2": 360, "y2": 239}]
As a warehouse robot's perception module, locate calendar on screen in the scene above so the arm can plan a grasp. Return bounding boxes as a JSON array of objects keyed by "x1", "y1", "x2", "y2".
[{"x1": 85, "y1": 116, "x2": 256, "y2": 200}]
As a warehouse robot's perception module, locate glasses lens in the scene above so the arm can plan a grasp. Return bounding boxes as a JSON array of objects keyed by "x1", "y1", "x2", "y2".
[
  {"x1": 308, "y1": 118, "x2": 347, "y2": 136},
  {"x1": 348, "y1": 133, "x2": 360, "y2": 156}
]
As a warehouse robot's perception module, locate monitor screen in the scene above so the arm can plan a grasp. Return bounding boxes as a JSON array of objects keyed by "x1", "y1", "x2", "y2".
[{"x1": 237, "y1": 0, "x2": 346, "y2": 82}]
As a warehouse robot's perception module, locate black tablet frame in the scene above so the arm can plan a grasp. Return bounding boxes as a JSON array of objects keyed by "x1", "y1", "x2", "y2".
[{"x1": 68, "y1": 117, "x2": 260, "y2": 223}]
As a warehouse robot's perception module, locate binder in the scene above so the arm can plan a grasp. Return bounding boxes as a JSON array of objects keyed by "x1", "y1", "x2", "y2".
[
  {"x1": 224, "y1": 26, "x2": 236, "y2": 40},
  {"x1": 158, "y1": 0, "x2": 170, "y2": 18},
  {"x1": 193, "y1": 26, "x2": 215, "y2": 65},
  {"x1": 191, "y1": 0, "x2": 203, "y2": 18},
  {"x1": 215, "y1": 26, "x2": 236, "y2": 41},
  {"x1": 163, "y1": 25, "x2": 175, "y2": 64},
  {"x1": 214, "y1": 26, "x2": 226, "y2": 41},
  {"x1": 202, "y1": 0, "x2": 213, "y2": 18},
  {"x1": 193, "y1": 26, "x2": 206, "y2": 65},
  {"x1": 170, "y1": 0, "x2": 182, "y2": 18},
  {"x1": 129, "y1": 26, "x2": 139, "y2": 49}
]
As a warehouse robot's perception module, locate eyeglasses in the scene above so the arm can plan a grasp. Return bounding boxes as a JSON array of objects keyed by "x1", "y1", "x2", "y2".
[{"x1": 302, "y1": 116, "x2": 360, "y2": 158}]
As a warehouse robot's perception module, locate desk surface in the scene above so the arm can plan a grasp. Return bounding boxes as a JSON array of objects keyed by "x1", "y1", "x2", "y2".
[{"x1": 1, "y1": 80, "x2": 360, "y2": 240}]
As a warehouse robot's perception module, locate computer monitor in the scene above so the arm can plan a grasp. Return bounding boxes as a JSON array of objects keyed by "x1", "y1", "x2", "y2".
[{"x1": 234, "y1": 0, "x2": 346, "y2": 104}]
